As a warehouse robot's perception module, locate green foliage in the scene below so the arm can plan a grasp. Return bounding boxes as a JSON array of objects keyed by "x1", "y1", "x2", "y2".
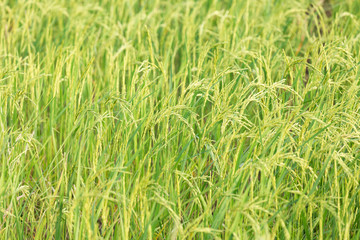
[{"x1": 0, "y1": 0, "x2": 360, "y2": 239}]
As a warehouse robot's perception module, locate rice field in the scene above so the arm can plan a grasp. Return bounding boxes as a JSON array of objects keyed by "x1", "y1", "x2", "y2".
[{"x1": 1, "y1": 0, "x2": 360, "y2": 239}]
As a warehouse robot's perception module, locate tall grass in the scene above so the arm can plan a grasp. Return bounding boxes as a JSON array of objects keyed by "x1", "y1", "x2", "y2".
[{"x1": 1, "y1": 0, "x2": 360, "y2": 239}]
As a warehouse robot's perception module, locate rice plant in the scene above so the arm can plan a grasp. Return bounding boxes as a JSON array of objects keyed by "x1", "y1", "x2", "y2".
[{"x1": 0, "y1": 0, "x2": 360, "y2": 239}]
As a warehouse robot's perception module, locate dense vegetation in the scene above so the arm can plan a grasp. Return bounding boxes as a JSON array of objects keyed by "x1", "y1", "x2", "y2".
[{"x1": 1, "y1": 0, "x2": 360, "y2": 239}]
